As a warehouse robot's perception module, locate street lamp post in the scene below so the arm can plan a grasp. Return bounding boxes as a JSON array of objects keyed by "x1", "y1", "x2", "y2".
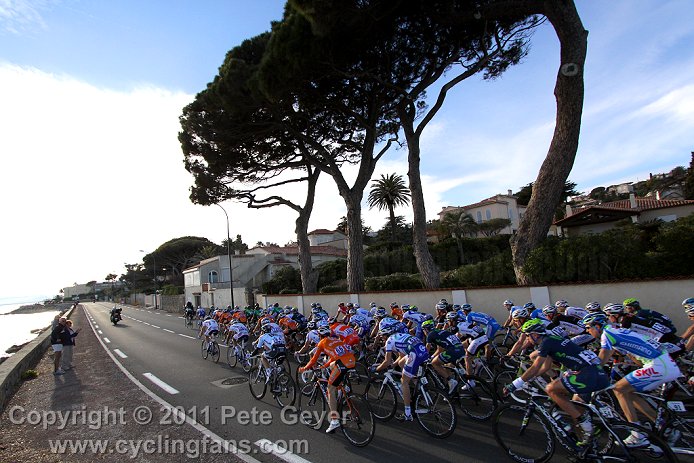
[
  {"x1": 139, "y1": 249, "x2": 157, "y2": 309},
  {"x1": 214, "y1": 203, "x2": 235, "y2": 309}
]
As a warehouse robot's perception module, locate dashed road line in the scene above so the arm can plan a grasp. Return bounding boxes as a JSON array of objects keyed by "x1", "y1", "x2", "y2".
[
  {"x1": 103, "y1": 337, "x2": 111, "y2": 343},
  {"x1": 178, "y1": 334, "x2": 195, "y2": 339},
  {"x1": 97, "y1": 330, "x2": 103, "y2": 334},
  {"x1": 151, "y1": 324, "x2": 160, "y2": 329},
  {"x1": 113, "y1": 349, "x2": 128, "y2": 359},
  {"x1": 163, "y1": 329, "x2": 174, "y2": 333},
  {"x1": 143, "y1": 373, "x2": 179, "y2": 394}
]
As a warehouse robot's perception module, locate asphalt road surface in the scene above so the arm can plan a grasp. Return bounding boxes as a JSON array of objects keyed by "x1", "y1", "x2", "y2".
[{"x1": 85, "y1": 302, "x2": 536, "y2": 463}]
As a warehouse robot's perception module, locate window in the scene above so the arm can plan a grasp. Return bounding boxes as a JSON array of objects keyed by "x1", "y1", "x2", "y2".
[
  {"x1": 476, "y1": 211, "x2": 482, "y2": 223},
  {"x1": 485, "y1": 209, "x2": 491, "y2": 220},
  {"x1": 208, "y1": 271, "x2": 219, "y2": 284},
  {"x1": 509, "y1": 209, "x2": 514, "y2": 220}
]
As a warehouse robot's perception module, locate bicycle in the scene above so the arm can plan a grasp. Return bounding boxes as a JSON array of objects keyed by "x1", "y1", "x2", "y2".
[
  {"x1": 227, "y1": 341, "x2": 253, "y2": 372},
  {"x1": 201, "y1": 334, "x2": 220, "y2": 363},
  {"x1": 184, "y1": 312, "x2": 195, "y2": 329},
  {"x1": 364, "y1": 367, "x2": 457, "y2": 438},
  {"x1": 298, "y1": 367, "x2": 375, "y2": 447},
  {"x1": 248, "y1": 356, "x2": 297, "y2": 407},
  {"x1": 423, "y1": 361, "x2": 498, "y2": 421},
  {"x1": 492, "y1": 390, "x2": 678, "y2": 463}
]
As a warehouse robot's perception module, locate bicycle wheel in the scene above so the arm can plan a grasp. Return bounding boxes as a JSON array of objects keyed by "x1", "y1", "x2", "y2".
[
  {"x1": 364, "y1": 379, "x2": 397, "y2": 421},
  {"x1": 414, "y1": 386, "x2": 457, "y2": 439},
  {"x1": 456, "y1": 375, "x2": 498, "y2": 421},
  {"x1": 248, "y1": 367, "x2": 267, "y2": 400},
  {"x1": 492, "y1": 403, "x2": 555, "y2": 463},
  {"x1": 298, "y1": 383, "x2": 326, "y2": 430},
  {"x1": 211, "y1": 342, "x2": 220, "y2": 363},
  {"x1": 347, "y1": 363, "x2": 371, "y2": 397},
  {"x1": 661, "y1": 414, "x2": 694, "y2": 457},
  {"x1": 339, "y1": 394, "x2": 375, "y2": 447},
  {"x1": 597, "y1": 421, "x2": 678, "y2": 462},
  {"x1": 201, "y1": 341, "x2": 209, "y2": 359},
  {"x1": 227, "y1": 346, "x2": 238, "y2": 368},
  {"x1": 274, "y1": 372, "x2": 297, "y2": 407},
  {"x1": 241, "y1": 352, "x2": 253, "y2": 373}
]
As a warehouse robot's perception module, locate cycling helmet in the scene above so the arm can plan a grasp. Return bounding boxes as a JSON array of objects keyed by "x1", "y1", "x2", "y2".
[
  {"x1": 283, "y1": 308, "x2": 292, "y2": 315},
  {"x1": 542, "y1": 305, "x2": 557, "y2": 316},
  {"x1": 311, "y1": 306, "x2": 321, "y2": 314},
  {"x1": 346, "y1": 302, "x2": 354, "y2": 308},
  {"x1": 378, "y1": 325, "x2": 395, "y2": 337},
  {"x1": 439, "y1": 298, "x2": 448, "y2": 305},
  {"x1": 582, "y1": 312, "x2": 608, "y2": 328},
  {"x1": 445, "y1": 312, "x2": 458, "y2": 322},
  {"x1": 402, "y1": 304, "x2": 412, "y2": 312},
  {"x1": 521, "y1": 319, "x2": 547, "y2": 335},
  {"x1": 421, "y1": 320, "x2": 435, "y2": 331},
  {"x1": 354, "y1": 303, "x2": 360, "y2": 309},
  {"x1": 229, "y1": 319, "x2": 238, "y2": 325},
  {"x1": 292, "y1": 307, "x2": 299, "y2": 314},
  {"x1": 602, "y1": 303, "x2": 625, "y2": 315},
  {"x1": 390, "y1": 302, "x2": 399, "y2": 308},
  {"x1": 410, "y1": 305, "x2": 419, "y2": 312},
  {"x1": 686, "y1": 306, "x2": 694, "y2": 317},
  {"x1": 310, "y1": 302, "x2": 317, "y2": 308},
  {"x1": 555, "y1": 300, "x2": 569, "y2": 308},
  {"x1": 623, "y1": 298, "x2": 640, "y2": 309},
  {"x1": 261, "y1": 318, "x2": 271, "y2": 326},
  {"x1": 261, "y1": 324, "x2": 273, "y2": 333},
  {"x1": 511, "y1": 307, "x2": 529, "y2": 319},
  {"x1": 682, "y1": 298, "x2": 694, "y2": 309},
  {"x1": 423, "y1": 313, "x2": 434, "y2": 321},
  {"x1": 315, "y1": 303, "x2": 322, "y2": 309},
  {"x1": 375, "y1": 307, "x2": 387, "y2": 318},
  {"x1": 204, "y1": 316, "x2": 212, "y2": 321},
  {"x1": 461, "y1": 304, "x2": 472, "y2": 312},
  {"x1": 585, "y1": 302, "x2": 602, "y2": 313},
  {"x1": 523, "y1": 302, "x2": 536, "y2": 310},
  {"x1": 317, "y1": 324, "x2": 331, "y2": 336},
  {"x1": 436, "y1": 303, "x2": 447, "y2": 311},
  {"x1": 452, "y1": 304, "x2": 461, "y2": 311},
  {"x1": 503, "y1": 299, "x2": 514, "y2": 306},
  {"x1": 348, "y1": 308, "x2": 357, "y2": 315},
  {"x1": 370, "y1": 302, "x2": 377, "y2": 308},
  {"x1": 273, "y1": 302, "x2": 280, "y2": 308},
  {"x1": 307, "y1": 320, "x2": 317, "y2": 330}
]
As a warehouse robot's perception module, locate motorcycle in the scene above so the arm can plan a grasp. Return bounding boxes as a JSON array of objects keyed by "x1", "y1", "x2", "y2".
[{"x1": 110, "y1": 307, "x2": 123, "y2": 325}]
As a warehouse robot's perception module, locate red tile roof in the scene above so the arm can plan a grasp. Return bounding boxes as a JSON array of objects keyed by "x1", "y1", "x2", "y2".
[
  {"x1": 254, "y1": 245, "x2": 347, "y2": 257},
  {"x1": 568, "y1": 197, "x2": 694, "y2": 216}
]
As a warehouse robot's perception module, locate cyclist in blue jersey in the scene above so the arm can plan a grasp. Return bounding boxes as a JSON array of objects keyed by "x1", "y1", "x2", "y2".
[
  {"x1": 583, "y1": 312, "x2": 681, "y2": 447},
  {"x1": 682, "y1": 298, "x2": 694, "y2": 351},
  {"x1": 403, "y1": 305, "x2": 427, "y2": 341},
  {"x1": 422, "y1": 319, "x2": 465, "y2": 394},
  {"x1": 371, "y1": 327, "x2": 430, "y2": 422},
  {"x1": 504, "y1": 319, "x2": 608, "y2": 447},
  {"x1": 461, "y1": 304, "x2": 500, "y2": 360}
]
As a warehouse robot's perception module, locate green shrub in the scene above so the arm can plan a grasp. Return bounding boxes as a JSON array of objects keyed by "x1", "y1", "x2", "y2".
[
  {"x1": 21, "y1": 369, "x2": 38, "y2": 380},
  {"x1": 319, "y1": 284, "x2": 347, "y2": 293},
  {"x1": 365, "y1": 273, "x2": 423, "y2": 291}
]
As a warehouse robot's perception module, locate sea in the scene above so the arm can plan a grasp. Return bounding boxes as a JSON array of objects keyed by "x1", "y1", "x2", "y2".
[{"x1": 0, "y1": 301, "x2": 60, "y2": 359}]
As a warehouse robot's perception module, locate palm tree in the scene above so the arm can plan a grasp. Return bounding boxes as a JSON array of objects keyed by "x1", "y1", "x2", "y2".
[
  {"x1": 440, "y1": 210, "x2": 478, "y2": 265},
  {"x1": 367, "y1": 174, "x2": 411, "y2": 248}
]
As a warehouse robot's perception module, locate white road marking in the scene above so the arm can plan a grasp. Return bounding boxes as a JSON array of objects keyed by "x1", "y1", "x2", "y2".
[
  {"x1": 166, "y1": 314, "x2": 172, "y2": 317},
  {"x1": 143, "y1": 322, "x2": 151, "y2": 326},
  {"x1": 163, "y1": 329, "x2": 174, "y2": 333},
  {"x1": 113, "y1": 349, "x2": 128, "y2": 359},
  {"x1": 103, "y1": 337, "x2": 111, "y2": 343},
  {"x1": 178, "y1": 334, "x2": 195, "y2": 339},
  {"x1": 97, "y1": 330, "x2": 103, "y2": 334},
  {"x1": 143, "y1": 373, "x2": 179, "y2": 394},
  {"x1": 94, "y1": 325, "x2": 99, "y2": 328},
  {"x1": 151, "y1": 325, "x2": 160, "y2": 329},
  {"x1": 255, "y1": 439, "x2": 312, "y2": 463}
]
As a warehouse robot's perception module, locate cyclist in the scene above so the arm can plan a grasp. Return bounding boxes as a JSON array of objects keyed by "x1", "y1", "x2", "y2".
[
  {"x1": 295, "y1": 320, "x2": 321, "y2": 358},
  {"x1": 623, "y1": 298, "x2": 677, "y2": 334},
  {"x1": 226, "y1": 319, "x2": 249, "y2": 351},
  {"x1": 335, "y1": 302, "x2": 351, "y2": 322},
  {"x1": 555, "y1": 299, "x2": 588, "y2": 319},
  {"x1": 199, "y1": 316, "x2": 220, "y2": 346},
  {"x1": 422, "y1": 319, "x2": 465, "y2": 394},
  {"x1": 251, "y1": 322, "x2": 287, "y2": 383},
  {"x1": 298, "y1": 323, "x2": 356, "y2": 434},
  {"x1": 604, "y1": 303, "x2": 684, "y2": 358},
  {"x1": 184, "y1": 302, "x2": 195, "y2": 322},
  {"x1": 461, "y1": 304, "x2": 501, "y2": 360},
  {"x1": 196, "y1": 306, "x2": 206, "y2": 322},
  {"x1": 583, "y1": 312, "x2": 682, "y2": 447},
  {"x1": 390, "y1": 302, "x2": 404, "y2": 320},
  {"x1": 329, "y1": 317, "x2": 361, "y2": 353},
  {"x1": 543, "y1": 305, "x2": 585, "y2": 338},
  {"x1": 371, "y1": 325, "x2": 430, "y2": 422},
  {"x1": 310, "y1": 304, "x2": 330, "y2": 322},
  {"x1": 681, "y1": 298, "x2": 694, "y2": 351},
  {"x1": 434, "y1": 302, "x2": 449, "y2": 327},
  {"x1": 501, "y1": 299, "x2": 515, "y2": 328},
  {"x1": 403, "y1": 305, "x2": 427, "y2": 341},
  {"x1": 585, "y1": 301, "x2": 602, "y2": 313},
  {"x1": 504, "y1": 319, "x2": 608, "y2": 447}
]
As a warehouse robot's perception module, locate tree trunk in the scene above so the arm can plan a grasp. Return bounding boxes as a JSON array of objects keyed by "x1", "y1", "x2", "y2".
[
  {"x1": 345, "y1": 196, "x2": 365, "y2": 292},
  {"x1": 404, "y1": 125, "x2": 441, "y2": 289},
  {"x1": 296, "y1": 168, "x2": 320, "y2": 293},
  {"x1": 388, "y1": 205, "x2": 396, "y2": 251},
  {"x1": 510, "y1": 0, "x2": 588, "y2": 284}
]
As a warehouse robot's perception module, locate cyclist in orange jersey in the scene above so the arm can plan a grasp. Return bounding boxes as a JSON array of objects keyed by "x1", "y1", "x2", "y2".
[
  {"x1": 299, "y1": 322, "x2": 356, "y2": 434},
  {"x1": 390, "y1": 302, "x2": 403, "y2": 320}
]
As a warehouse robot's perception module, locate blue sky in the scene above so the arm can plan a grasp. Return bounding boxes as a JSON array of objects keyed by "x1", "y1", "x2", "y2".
[{"x1": 1, "y1": 0, "x2": 693, "y2": 301}]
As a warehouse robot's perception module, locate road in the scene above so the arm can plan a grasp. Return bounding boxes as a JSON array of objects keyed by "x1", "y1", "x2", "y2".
[{"x1": 84, "y1": 302, "x2": 526, "y2": 463}]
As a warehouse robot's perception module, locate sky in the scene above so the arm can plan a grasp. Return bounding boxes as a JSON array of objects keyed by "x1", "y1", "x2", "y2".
[{"x1": 1, "y1": 0, "x2": 693, "y2": 303}]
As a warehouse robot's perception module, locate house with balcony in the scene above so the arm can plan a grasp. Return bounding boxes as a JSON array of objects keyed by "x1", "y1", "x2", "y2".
[
  {"x1": 437, "y1": 190, "x2": 526, "y2": 238},
  {"x1": 183, "y1": 239, "x2": 347, "y2": 309},
  {"x1": 554, "y1": 193, "x2": 694, "y2": 237}
]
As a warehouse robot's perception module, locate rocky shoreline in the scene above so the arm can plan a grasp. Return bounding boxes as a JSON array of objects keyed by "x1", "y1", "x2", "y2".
[{"x1": 9, "y1": 302, "x2": 72, "y2": 314}]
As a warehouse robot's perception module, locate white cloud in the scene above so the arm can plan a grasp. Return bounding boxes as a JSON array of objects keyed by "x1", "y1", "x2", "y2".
[{"x1": 0, "y1": 0, "x2": 48, "y2": 34}]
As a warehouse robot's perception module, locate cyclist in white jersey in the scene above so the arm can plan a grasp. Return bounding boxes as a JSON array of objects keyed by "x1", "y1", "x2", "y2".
[
  {"x1": 199, "y1": 316, "x2": 219, "y2": 343},
  {"x1": 555, "y1": 299, "x2": 588, "y2": 319},
  {"x1": 226, "y1": 319, "x2": 249, "y2": 348}
]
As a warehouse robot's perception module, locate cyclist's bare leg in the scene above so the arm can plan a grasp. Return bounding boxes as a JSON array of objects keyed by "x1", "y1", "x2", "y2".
[
  {"x1": 327, "y1": 383, "x2": 338, "y2": 421},
  {"x1": 546, "y1": 378, "x2": 582, "y2": 420}
]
